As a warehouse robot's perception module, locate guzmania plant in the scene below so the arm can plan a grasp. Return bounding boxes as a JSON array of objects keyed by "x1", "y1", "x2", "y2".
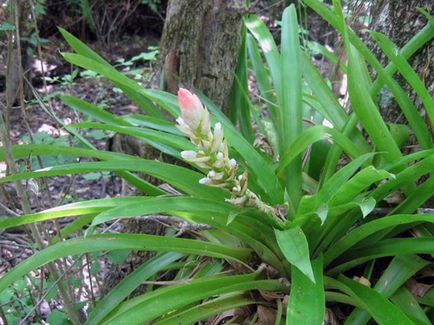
[{"x1": 1, "y1": 0, "x2": 434, "y2": 324}]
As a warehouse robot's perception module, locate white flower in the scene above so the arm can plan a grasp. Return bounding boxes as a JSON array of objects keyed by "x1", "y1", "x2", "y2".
[
  {"x1": 180, "y1": 151, "x2": 197, "y2": 159},
  {"x1": 199, "y1": 177, "x2": 211, "y2": 185},
  {"x1": 211, "y1": 122, "x2": 223, "y2": 152}
]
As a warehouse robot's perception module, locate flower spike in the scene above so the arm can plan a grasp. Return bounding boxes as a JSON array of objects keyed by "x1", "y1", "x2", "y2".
[{"x1": 176, "y1": 88, "x2": 275, "y2": 217}]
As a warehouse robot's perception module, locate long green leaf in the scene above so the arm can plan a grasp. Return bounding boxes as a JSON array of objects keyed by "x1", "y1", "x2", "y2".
[
  {"x1": 329, "y1": 237, "x2": 434, "y2": 275},
  {"x1": 346, "y1": 44, "x2": 401, "y2": 163},
  {"x1": 276, "y1": 125, "x2": 363, "y2": 175},
  {"x1": 154, "y1": 295, "x2": 254, "y2": 325},
  {"x1": 303, "y1": 0, "x2": 433, "y2": 150},
  {"x1": 90, "y1": 196, "x2": 285, "y2": 273},
  {"x1": 245, "y1": 15, "x2": 282, "y2": 101},
  {"x1": 103, "y1": 274, "x2": 285, "y2": 324},
  {"x1": 328, "y1": 166, "x2": 393, "y2": 206},
  {"x1": 275, "y1": 226, "x2": 315, "y2": 282},
  {"x1": 0, "y1": 160, "x2": 227, "y2": 201},
  {"x1": 0, "y1": 234, "x2": 251, "y2": 294},
  {"x1": 391, "y1": 287, "x2": 431, "y2": 325},
  {"x1": 371, "y1": 31, "x2": 434, "y2": 126},
  {"x1": 300, "y1": 54, "x2": 369, "y2": 152},
  {"x1": 61, "y1": 96, "x2": 131, "y2": 126},
  {"x1": 286, "y1": 255, "x2": 324, "y2": 324},
  {"x1": 71, "y1": 122, "x2": 193, "y2": 153},
  {"x1": 317, "y1": 155, "x2": 434, "y2": 255},
  {"x1": 324, "y1": 214, "x2": 434, "y2": 265},
  {"x1": 229, "y1": 22, "x2": 254, "y2": 142},
  {"x1": 281, "y1": 5, "x2": 303, "y2": 209},
  {"x1": 86, "y1": 253, "x2": 184, "y2": 325},
  {"x1": 60, "y1": 28, "x2": 165, "y2": 117},
  {"x1": 297, "y1": 152, "x2": 375, "y2": 227},
  {"x1": 346, "y1": 255, "x2": 430, "y2": 324},
  {"x1": 337, "y1": 276, "x2": 414, "y2": 325},
  {"x1": 0, "y1": 197, "x2": 152, "y2": 230},
  {"x1": 370, "y1": 23, "x2": 434, "y2": 97},
  {"x1": 246, "y1": 34, "x2": 278, "y2": 124}
]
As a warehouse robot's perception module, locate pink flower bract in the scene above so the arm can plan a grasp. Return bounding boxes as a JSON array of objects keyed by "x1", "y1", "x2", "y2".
[{"x1": 177, "y1": 88, "x2": 204, "y2": 130}]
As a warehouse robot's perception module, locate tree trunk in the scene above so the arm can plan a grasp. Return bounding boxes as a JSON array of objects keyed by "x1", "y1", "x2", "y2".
[
  {"x1": 160, "y1": 0, "x2": 245, "y2": 112},
  {"x1": 369, "y1": 0, "x2": 433, "y2": 125}
]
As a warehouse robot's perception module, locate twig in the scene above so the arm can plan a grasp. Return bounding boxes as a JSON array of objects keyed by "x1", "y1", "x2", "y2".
[
  {"x1": 0, "y1": 200, "x2": 20, "y2": 216},
  {"x1": 85, "y1": 254, "x2": 96, "y2": 308},
  {"x1": 18, "y1": 255, "x2": 83, "y2": 325}
]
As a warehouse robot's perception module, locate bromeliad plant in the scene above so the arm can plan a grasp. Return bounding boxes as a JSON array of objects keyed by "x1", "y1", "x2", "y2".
[{"x1": 1, "y1": 0, "x2": 434, "y2": 323}]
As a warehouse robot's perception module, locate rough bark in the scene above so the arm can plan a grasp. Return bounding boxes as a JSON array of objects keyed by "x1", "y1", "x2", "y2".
[
  {"x1": 369, "y1": 0, "x2": 433, "y2": 125},
  {"x1": 159, "y1": 0, "x2": 245, "y2": 112}
]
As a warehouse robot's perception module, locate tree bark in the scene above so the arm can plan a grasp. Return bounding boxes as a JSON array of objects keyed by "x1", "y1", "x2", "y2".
[
  {"x1": 369, "y1": 0, "x2": 433, "y2": 125},
  {"x1": 159, "y1": 0, "x2": 245, "y2": 112}
]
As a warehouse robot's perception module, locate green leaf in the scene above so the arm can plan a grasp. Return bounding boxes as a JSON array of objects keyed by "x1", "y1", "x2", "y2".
[
  {"x1": 346, "y1": 255, "x2": 430, "y2": 324},
  {"x1": 356, "y1": 197, "x2": 376, "y2": 218},
  {"x1": 318, "y1": 156, "x2": 434, "y2": 256},
  {"x1": 0, "y1": 160, "x2": 227, "y2": 201},
  {"x1": 0, "y1": 234, "x2": 251, "y2": 294},
  {"x1": 103, "y1": 274, "x2": 285, "y2": 324},
  {"x1": 59, "y1": 27, "x2": 108, "y2": 65},
  {"x1": 303, "y1": 0, "x2": 433, "y2": 150},
  {"x1": 337, "y1": 275, "x2": 414, "y2": 325},
  {"x1": 300, "y1": 54, "x2": 368, "y2": 151},
  {"x1": 298, "y1": 153, "x2": 375, "y2": 219},
  {"x1": 371, "y1": 31, "x2": 434, "y2": 126},
  {"x1": 280, "y1": 5, "x2": 303, "y2": 209},
  {"x1": 229, "y1": 22, "x2": 254, "y2": 142},
  {"x1": 86, "y1": 253, "x2": 184, "y2": 325},
  {"x1": 154, "y1": 295, "x2": 254, "y2": 325},
  {"x1": 370, "y1": 21, "x2": 434, "y2": 97},
  {"x1": 275, "y1": 226, "x2": 315, "y2": 283},
  {"x1": 0, "y1": 143, "x2": 165, "y2": 196},
  {"x1": 61, "y1": 96, "x2": 130, "y2": 126},
  {"x1": 80, "y1": 0, "x2": 96, "y2": 32},
  {"x1": 286, "y1": 255, "x2": 324, "y2": 324},
  {"x1": 329, "y1": 237, "x2": 434, "y2": 275},
  {"x1": 324, "y1": 214, "x2": 434, "y2": 265},
  {"x1": 276, "y1": 125, "x2": 363, "y2": 176},
  {"x1": 346, "y1": 45, "x2": 401, "y2": 163},
  {"x1": 0, "y1": 22, "x2": 16, "y2": 31},
  {"x1": 62, "y1": 53, "x2": 166, "y2": 117},
  {"x1": 71, "y1": 122, "x2": 193, "y2": 155},
  {"x1": 245, "y1": 15, "x2": 282, "y2": 101},
  {"x1": 0, "y1": 196, "x2": 143, "y2": 230},
  {"x1": 88, "y1": 196, "x2": 285, "y2": 273},
  {"x1": 329, "y1": 166, "x2": 394, "y2": 206},
  {"x1": 391, "y1": 287, "x2": 431, "y2": 325},
  {"x1": 47, "y1": 309, "x2": 69, "y2": 325},
  {"x1": 246, "y1": 34, "x2": 277, "y2": 123}
]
